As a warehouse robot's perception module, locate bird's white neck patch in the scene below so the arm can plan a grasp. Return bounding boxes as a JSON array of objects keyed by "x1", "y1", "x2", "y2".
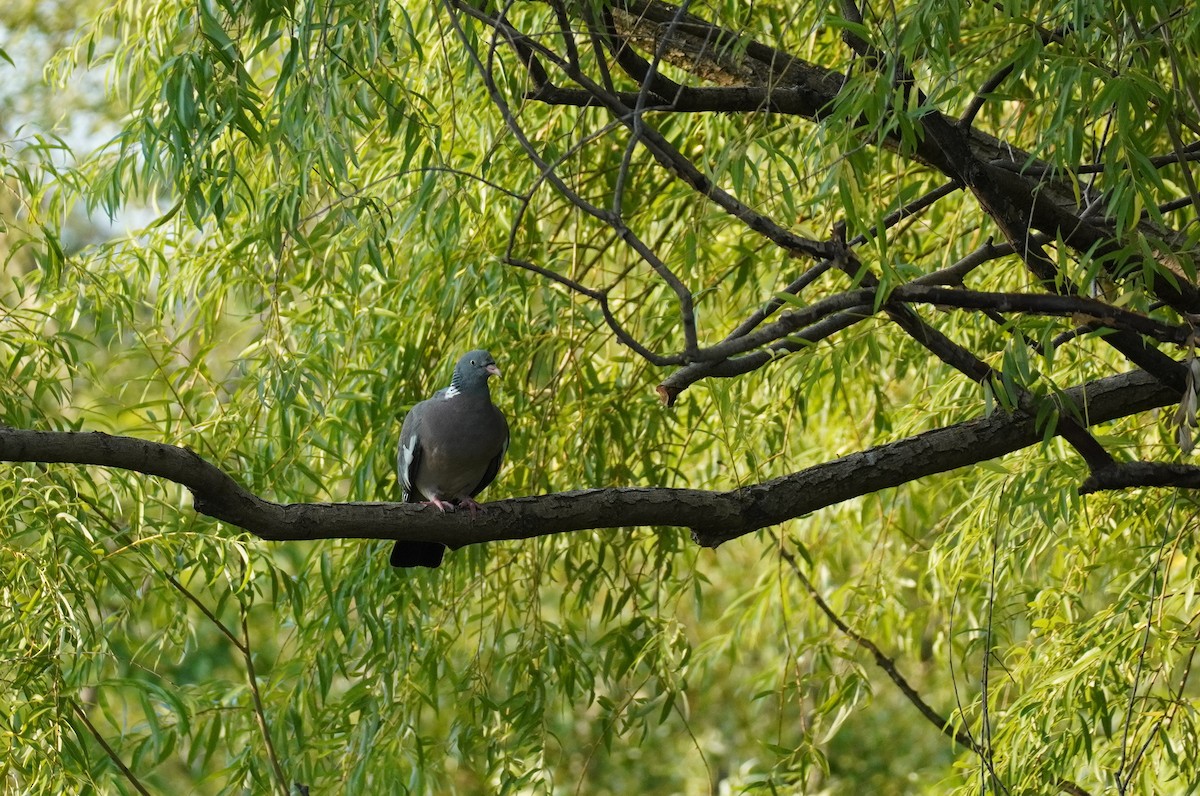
[{"x1": 443, "y1": 383, "x2": 461, "y2": 398}]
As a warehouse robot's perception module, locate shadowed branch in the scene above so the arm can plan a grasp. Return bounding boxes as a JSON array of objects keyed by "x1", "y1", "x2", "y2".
[{"x1": 0, "y1": 370, "x2": 1179, "y2": 553}]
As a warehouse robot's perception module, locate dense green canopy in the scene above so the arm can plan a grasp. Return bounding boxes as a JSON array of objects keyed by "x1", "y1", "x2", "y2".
[{"x1": 3, "y1": 0, "x2": 1200, "y2": 793}]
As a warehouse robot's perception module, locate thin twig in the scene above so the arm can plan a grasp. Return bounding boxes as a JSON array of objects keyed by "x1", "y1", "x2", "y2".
[
  {"x1": 979, "y1": 519, "x2": 1009, "y2": 794},
  {"x1": 461, "y1": 0, "x2": 700, "y2": 357},
  {"x1": 774, "y1": 535, "x2": 982, "y2": 753},
  {"x1": 240, "y1": 605, "x2": 290, "y2": 796},
  {"x1": 162, "y1": 572, "x2": 245, "y2": 652},
  {"x1": 161, "y1": 570, "x2": 288, "y2": 794},
  {"x1": 68, "y1": 698, "x2": 154, "y2": 796},
  {"x1": 1116, "y1": 493, "x2": 1180, "y2": 794}
]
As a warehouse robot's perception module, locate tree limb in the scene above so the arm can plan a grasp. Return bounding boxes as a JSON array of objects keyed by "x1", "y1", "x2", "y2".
[
  {"x1": 0, "y1": 369, "x2": 1177, "y2": 553},
  {"x1": 656, "y1": 279, "x2": 1191, "y2": 401},
  {"x1": 577, "y1": 0, "x2": 1200, "y2": 311},
  {"x1": 1078, "y1": 461, "x2": 1200, "y2": 494}
]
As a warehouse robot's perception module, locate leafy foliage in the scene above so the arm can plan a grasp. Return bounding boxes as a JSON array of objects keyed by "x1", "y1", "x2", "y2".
[{"x1": 3, "y1": 0, "x2": 1200, "y2": 793}]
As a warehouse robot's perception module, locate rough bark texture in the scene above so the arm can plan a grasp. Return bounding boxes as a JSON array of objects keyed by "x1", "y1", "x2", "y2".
[{"x1": 0, "y1": 369, "x2": 1176, "y2": 552}]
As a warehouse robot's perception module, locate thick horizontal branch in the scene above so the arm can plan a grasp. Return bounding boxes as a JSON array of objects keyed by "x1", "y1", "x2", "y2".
[
  {"x1": 1079, "y1": 461, "x2": 1200, "y2": 493},
  {"x1": 523, "y1": 1, "x2": 1199, "y2": 312},
  {"x1": 0, "y1": 369, "x2": 1178, "y2": 553}
]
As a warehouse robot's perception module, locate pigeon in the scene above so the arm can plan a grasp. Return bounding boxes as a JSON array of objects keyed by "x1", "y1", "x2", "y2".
[{"x1": 390, "y1": 349, "x2": 509, "y2": 568}]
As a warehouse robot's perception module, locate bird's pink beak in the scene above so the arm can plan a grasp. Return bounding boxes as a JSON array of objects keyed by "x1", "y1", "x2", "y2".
[{"x1": 486, "y1": 364, "x2": 501, "y2": 377}]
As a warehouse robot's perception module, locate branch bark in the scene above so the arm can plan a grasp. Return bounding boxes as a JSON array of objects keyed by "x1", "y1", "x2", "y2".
[
  {"x1": 1079, "y1": 461, "x2": 1200, "y2": 493},
  {"x1": 600, "y1": 0, "x2": 1197, "y2": 278},
  {"x1": 0, "y1": 369, "x2": 1178, "y2": 553},
  {"x1": 504, "y1": 0, "x2": 1200, "y2": 398}
]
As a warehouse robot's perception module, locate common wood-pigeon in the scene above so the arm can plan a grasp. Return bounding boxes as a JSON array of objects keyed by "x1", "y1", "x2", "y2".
[{"x1": 390, "y1": 349, "x2": 509, "y2": 568}]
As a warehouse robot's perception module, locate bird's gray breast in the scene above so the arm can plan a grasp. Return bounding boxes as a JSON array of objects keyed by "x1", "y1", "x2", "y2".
[{"x1": 413, "y1": 392, "x2": 507, "y2": 501}]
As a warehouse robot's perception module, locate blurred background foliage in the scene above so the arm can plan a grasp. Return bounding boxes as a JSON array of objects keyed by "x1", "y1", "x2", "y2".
[{"x1": 2, "y1": 0, "x2": 1200, "y2": 793}]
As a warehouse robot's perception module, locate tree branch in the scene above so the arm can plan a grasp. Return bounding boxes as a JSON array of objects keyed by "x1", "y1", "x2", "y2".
[
  {"x1": 657, "y1": 251, "x2": 1188, "y2": 398},
  {"x1": 0, "y1": 369, "x2": 1177, "y2": 552},
  {"x1": 1078, "y1": 461, "x2": 1200, "y2": 494},
  {"x1": 455, "y1": 0, "x2": 838, "y2": 261},
  {"x1": 657, "y1": 306, "x2": 875, "y2": 403},
  {"x1": 566, "y1": 0, "x2": 1199, "y2": 312}
]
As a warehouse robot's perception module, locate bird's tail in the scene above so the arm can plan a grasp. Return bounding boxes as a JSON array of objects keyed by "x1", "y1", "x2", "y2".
[{"x1": 389, "y1": 540, "x2": 446, "y2": 568}]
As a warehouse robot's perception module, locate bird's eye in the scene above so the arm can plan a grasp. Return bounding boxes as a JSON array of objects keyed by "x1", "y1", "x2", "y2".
[{"x1": 470, "y1": 359, "x2": 476, "y2": 365}]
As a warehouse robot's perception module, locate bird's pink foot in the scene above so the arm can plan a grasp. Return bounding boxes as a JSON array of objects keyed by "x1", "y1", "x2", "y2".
[
  {"x1": 459, "y1": 497, "x2": 484, "y2": 516},
  {"x1": 424, "y1": 497, "x2": 455, "y2": 512}
]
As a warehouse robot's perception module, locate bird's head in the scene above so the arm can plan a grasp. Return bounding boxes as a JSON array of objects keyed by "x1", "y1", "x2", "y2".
[{"x1": 450, "y1": 349, "x2": 501, "y2": 392}]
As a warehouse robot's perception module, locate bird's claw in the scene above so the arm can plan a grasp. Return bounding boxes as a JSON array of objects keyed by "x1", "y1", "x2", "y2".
[
  {"x1": 424, "y1": 497, "x2": 455, "y2": 512},
  {"x1": 423, "y1": 497, "x2": 484, "y2": 515}
]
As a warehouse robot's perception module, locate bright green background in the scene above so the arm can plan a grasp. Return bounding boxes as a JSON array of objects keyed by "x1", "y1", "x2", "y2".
[{"x1": 3, "y1": 0, "x2": 1199, "y2": 793}]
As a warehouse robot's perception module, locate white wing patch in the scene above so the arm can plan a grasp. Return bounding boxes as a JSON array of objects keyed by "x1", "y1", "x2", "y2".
[{"x1": 398, "y1": 436, "x2": 419, "y2": 492}]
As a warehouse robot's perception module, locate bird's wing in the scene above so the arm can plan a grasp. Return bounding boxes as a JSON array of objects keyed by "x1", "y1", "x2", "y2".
[
  {"x1": 396, "y1": 400, "x2": 428, "y2": 502},
  {"x1": 469, "y1": 408, "x2": 509, "y2": 497}
]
